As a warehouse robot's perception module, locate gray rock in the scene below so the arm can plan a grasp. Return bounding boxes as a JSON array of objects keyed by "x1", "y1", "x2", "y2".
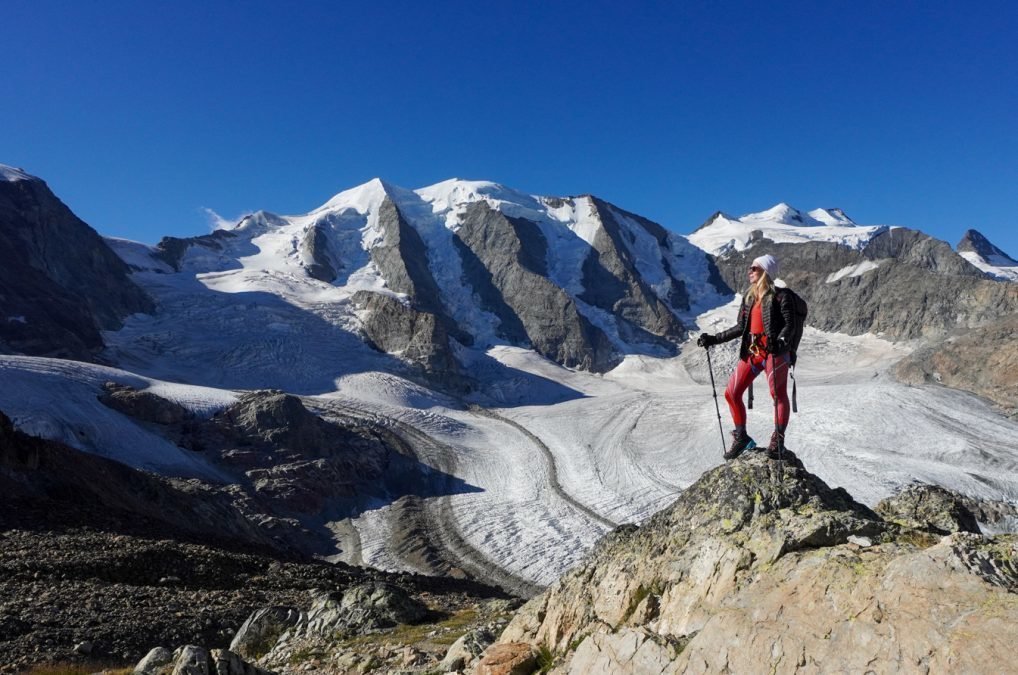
[
  {"x1": 295, "y1": 582, "x2": 429, "y2": 638},
  {"x1": 369, "y1": 196, "x2": 448, "y2": 317},
  {"x1": 436, "y1": 627, "x2": 495, "y2": 672},
  {"x1": 579, "y1": 198, "x2": 686, "y2": 346},
  {"x1": 298, "y1": 222, "x2": 338, "y2": 282},
  {"x1": 454, "y1": 200, "x2": 620, "y2": 372},
  {"x1": 135, "y1": 646, "x2": 174, "y2": 674},
  {"x1": 171, "y1": 645, "x2": 214, "y2": 675},
  {"x1": 230, "y1": 606, "x2": 303, "y2": 660},
  {"x1": 894, "y1": 314, "x2": 1018, "y2": 415},
  {"x1": 72, "y1": 640, "x2": 93, "y2": 655},
  {"x1": 353, "y1": 289, "x2": 467, "y2": 385},
  {"x1": 957, "y1": 228, "x2": 1018, "y2": 264},
  {"x1": 210, "y1": 648, "x2": 275, "y2": 675},
  {"x1": 875, "y1": 483, "x2": 982, "y2": 535},
  {"x1": 100, "y1": 382, "x2": 193, "y2": 426}
]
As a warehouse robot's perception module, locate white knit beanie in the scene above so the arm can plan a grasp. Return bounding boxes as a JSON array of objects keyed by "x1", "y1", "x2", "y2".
[{"x1": 752, "y1": 254, "x2": 779, "y2": 279}]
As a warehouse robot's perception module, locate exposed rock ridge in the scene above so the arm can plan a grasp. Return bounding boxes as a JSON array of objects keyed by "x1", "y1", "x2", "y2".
[
  {"x1": 714, "y1": 229, "x2": 1018, "y2": 340},
  {"x1": 578, "y1": 198, "x2": 686, "y2": 348},
  {"x1": 494, "y1": 451, "x2": 1018, "y2": 674}
]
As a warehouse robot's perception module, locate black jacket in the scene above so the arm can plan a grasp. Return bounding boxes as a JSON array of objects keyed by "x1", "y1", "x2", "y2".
[{"x1": 715, "y1": 289, "x2": 796, "y2": 360}]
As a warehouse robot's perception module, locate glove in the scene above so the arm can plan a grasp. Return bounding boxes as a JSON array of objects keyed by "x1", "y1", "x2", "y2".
[
  {"x1": 775, "y1": 336, "x2": 789, "y2": 353},
  {"x1": 696, "y1": 333, "x2": 716, "y2": 348}
]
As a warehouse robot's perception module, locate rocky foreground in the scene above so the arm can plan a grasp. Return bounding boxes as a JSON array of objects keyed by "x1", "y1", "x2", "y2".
[
  {"x1": 4, "y1": 409, "x2": 1018, "y2": 674},
  {"x1": 497, "y1": 451, "x2": 1018, "y2": 674}
]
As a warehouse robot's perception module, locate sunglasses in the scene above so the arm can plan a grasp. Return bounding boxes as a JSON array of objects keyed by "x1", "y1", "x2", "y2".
[{"x1": 749, "y1": 266, "x2": 763, "y2": 273}]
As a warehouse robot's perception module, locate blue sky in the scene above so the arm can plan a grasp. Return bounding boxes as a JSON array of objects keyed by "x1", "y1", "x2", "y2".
[{"x1": 3, "y1": 1, "x2": 1017, "y2": 256}]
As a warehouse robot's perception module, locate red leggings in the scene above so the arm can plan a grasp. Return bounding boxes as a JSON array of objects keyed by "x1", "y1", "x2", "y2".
[{"x1": 724, "y1": 353, "x2": 790, "y2": 428}]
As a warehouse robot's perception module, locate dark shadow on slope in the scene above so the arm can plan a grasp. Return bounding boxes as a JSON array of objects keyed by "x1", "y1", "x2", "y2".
[{"x1": 0, "y1": 404, "x2": 483, "y2": 561}]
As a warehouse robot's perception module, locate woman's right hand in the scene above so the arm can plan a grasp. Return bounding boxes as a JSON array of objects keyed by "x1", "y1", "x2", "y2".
[{"x1": 697, "y1": 333, "x2": 717, "y2": 348}]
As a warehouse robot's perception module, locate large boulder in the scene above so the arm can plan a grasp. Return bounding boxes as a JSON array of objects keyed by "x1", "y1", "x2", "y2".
[
  {"x1": 229, "y1": 607, "x2": 303, "y2": 661},
  {"x1": 875, "y1": 483, "x2": 982, "y2": 535}
]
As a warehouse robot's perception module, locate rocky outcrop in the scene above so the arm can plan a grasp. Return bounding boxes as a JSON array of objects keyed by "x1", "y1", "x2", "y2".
[
  {"x1": 894, "y1": 313, "x2": 1018, "y2": 416},
  {"x1": 714, "y1": 229, "x2": 1018, "y2": 340},
  {"x1": 874, "y1": 483, "x2": 981, "y2": 535},
  {"x1": 229, "y1": 607, "x2": 303, "y2": 661},
  {"x1": 352, "y1": 290, "x2": 468, "y2": 386},
  {"x1": 491, "y1": 452, "x2": 1018, "y2": 673},
  {"x1": 454, "y1": 201, "x2": 620, "y2": 372},
  {"x1": 154, "y1": 230, "x2": 239, "y2": 272},
  {"x1": 0, "y1": 166, "x2": 153, "y2": 359},
  {"x1": 297, "y1": 222, "x2": 338, "y2": 282}
]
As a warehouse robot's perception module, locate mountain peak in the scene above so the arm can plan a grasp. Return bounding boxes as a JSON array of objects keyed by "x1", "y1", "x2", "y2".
[
  {"x1": 316, "y1": 177, "x2": 400, "y2": 215},
  {"x1": 957, "y1": 229, "x2": 1016, "y2": 262},
  {"x1": 808, "y1": 207, "x2": 856, "y2": 226},
  {"x1": 743, "y1": 202, "x2": 809, "y2": 225}
]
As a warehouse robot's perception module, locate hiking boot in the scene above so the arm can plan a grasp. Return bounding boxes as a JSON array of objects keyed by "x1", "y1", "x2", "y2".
[
  {"x1": 724, "y1": 430, "x2": 755, "y2": 460},
  {"x1": 766, "y1": 430, "x2": 785, "y2": 460}
]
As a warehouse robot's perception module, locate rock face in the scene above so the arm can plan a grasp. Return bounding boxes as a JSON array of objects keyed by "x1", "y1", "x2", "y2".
[
  {"x1": 0, "y1": 165, "x2": 153, "y2": 359},
  {"x1": 353, "y1": 290, "x2": 467, "y2": 386},
  {"x1": 453, "y1": 201, "x2": 621, "y2": 372},
  {"x1": 713, "y1": 229, "x2": 1018, "y2": 341},
  {"x1": 894, "y1": 313, "x2": 1018, "y2": 416},
  {"x1": 494, "y1": 452, "x2": 1018, "y2": 673}
]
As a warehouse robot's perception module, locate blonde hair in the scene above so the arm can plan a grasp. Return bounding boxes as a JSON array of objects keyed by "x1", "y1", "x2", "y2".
[{"x1": 745, "y1": 272, "x2": 775, "y2": 306}]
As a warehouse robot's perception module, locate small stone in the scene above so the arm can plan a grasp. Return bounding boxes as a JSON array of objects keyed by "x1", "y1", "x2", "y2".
[
  {"x1": 847, "y1": 535, "x2": 873, "y2": 547},
  {"x1": 73, "y1": 640, "x2": 93, "y2": 655}
]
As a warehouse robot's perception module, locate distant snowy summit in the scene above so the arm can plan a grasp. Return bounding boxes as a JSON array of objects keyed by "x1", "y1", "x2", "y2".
[
  {"x1": 957, "y1": 229, "x2": 1018, "y2": 281},
  {"x1": 687, "y1": 202, "x2": 888, "y2": 256}
]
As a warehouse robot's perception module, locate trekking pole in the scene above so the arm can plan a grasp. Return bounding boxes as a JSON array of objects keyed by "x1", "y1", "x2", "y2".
[{"x1": 705, "y1": 347, "x2": 726, "y2": 455}]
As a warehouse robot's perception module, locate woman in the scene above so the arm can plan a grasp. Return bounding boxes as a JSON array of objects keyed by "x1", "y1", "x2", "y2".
[{"x1": 697, "y1": 254, "x2": 795, "y2": 460}]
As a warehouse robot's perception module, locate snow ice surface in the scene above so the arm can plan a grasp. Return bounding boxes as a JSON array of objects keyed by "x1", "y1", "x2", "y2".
[{"x1": 960, "y1": 251, "x2": 1018, "y2": 282}]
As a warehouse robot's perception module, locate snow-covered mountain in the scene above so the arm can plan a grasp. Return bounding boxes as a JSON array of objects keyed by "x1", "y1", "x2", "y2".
[
  {"x1": 106, "y1": 177, "x2": 726, "y2": 385},
  {"x1": 688, "y1": 203, "x2": 887, "y2": 256}
]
